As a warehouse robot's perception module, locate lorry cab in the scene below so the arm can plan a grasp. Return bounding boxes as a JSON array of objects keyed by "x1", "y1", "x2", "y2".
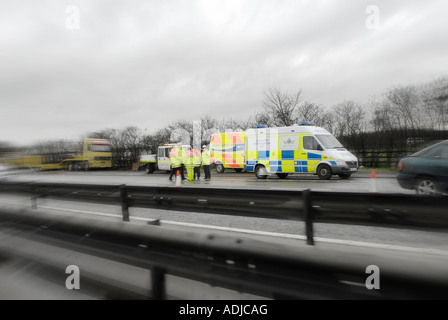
[
  {"x1": 245, "y1": 122, "x2": 358, "y2": 180},
  {"x1": 82, "y1": 138, "x2": 112, "y2": 170},
  {"x1": 156, "y1": 145, "x2": 172, "y2": 172}
]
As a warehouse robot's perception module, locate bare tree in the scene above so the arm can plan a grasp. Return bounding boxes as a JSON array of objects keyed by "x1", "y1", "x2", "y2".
[
  {"x1": 370, "y1": 98, "x2": 391, "y2": 132},
  {"x1": 199, "y1": 115, "x2": 220, "y2": 146},
  {"x1": 106, "y1": 126, "x2": 145, "y2": 169},
  {"x1": 332, "y1": 100, "x2": 367, "y2": 137},
  {"x1": 296, "y1": 101, "x2": 320, "y2": 123},
  {"x1": 316, "y1": 108, "x2": 336, "y2": 134},
  {"x1": 256, "y1": 87, "x2": 302, "y2": 127},
  {"x1": 123, "y1": 126, "x2": 144, "y2": 164},
  {"x1": 83, "y1": 128, "x2": 116, "y2": 140},
  {"x1": 217, "y1": 117, "x2": 255, "y2": 132},
  {"x1": 167, "y1": 120, "x2": 193, "y2": 145},
  {"x1": 386, "y1": 85, "x2": 422, "y2": 131},
  {"x1": 28, "y1": 139, "x2": 79, "y2": 155},
  {"x1": 145, "y1": 128, "x2": 171, "y2": 152},
  {"x1": 421, "y1": 76, "x2": 448, "y2": 130}
]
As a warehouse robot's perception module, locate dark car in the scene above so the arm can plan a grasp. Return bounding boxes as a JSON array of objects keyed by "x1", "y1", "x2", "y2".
[{"x1": 397, "y1": 140, "x2": 448, "y2": 195}]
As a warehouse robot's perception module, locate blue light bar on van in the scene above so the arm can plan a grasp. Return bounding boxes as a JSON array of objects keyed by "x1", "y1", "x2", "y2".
[
  {"x1": 298, "y1": 121, "x2": 314, "y2": 126},
  {"x1": 255, "y1": 125, "x2": 268, "y2": 128}
]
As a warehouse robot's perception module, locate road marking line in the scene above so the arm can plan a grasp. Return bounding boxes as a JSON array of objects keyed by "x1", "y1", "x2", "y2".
[
  {"x1": 160, "y1": 220, "x2": 448, "y2": 255},
  {"x1": 1, "y1": 200, "x2": 447, "y2": 255},
  {"x1": 38, "y1": 206, "x2": 448, "y2": 255},
  {"x1": 339, "y1": 280, "x2": 365, "y2": 287}
]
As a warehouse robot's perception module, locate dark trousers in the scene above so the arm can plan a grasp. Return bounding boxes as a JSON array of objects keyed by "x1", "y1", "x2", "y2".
[
  {"x1": 180, "y1": 164, "x2": 186, "y2": 179},
  {"x1": 169, "y1": 167, "x2": 182, "y2": 180},
  {"x1": 203, "y1": 165, "x2": 211, "y2": 179},
  {"x1": 194, "y1": 166, "x2": 201, "y2": 179}
]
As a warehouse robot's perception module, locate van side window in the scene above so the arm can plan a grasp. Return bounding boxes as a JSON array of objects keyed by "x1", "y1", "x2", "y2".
[
  {"x1": 159, "y1": 148, "x2": 165, "y2": 158},
  {"x1": 165, "y1": 148, "x2": 170, "y2": 158},
  {"x1": 303, "y1": 136, "x2": 319, "y2": 150}
]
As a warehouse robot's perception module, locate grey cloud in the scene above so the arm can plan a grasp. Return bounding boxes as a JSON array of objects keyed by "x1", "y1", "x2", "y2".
[{"x1": 1, "y1": 0, "x2": 447, "y2": 144}]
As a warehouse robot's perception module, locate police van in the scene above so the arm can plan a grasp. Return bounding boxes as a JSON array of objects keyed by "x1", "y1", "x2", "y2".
[
  {"x1": 211, "y1": 122, "x2": 358, "y2": 179},
  {"x1": 246, "y1": 122, "x2": 358, "y2": 179}
]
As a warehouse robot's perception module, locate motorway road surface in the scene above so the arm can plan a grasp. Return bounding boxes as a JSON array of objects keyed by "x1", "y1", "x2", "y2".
[
  {"x1": 3, "y1": 169, "x2": 414, "y2": 193},
  {"x1": 0, "y1": 169, "x2": 445, "y2": 252}
]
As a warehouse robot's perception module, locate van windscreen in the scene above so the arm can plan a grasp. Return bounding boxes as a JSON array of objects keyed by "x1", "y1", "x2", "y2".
[{"x1": 315, "y1": 135, "x2": 344, "y2": 149}]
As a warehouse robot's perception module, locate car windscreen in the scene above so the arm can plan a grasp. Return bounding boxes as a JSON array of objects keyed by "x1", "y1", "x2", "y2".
[
  {"x1": 315, "y1": 134, "x2": 344, "y2": 149},
  {"x1": 92, "y1": 145, "x2": 111, "y2": 152}
]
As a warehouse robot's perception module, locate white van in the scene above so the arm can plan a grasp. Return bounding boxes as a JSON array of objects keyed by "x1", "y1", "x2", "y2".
[{"x1": 246, "y1": 122, "x2": 358, "y2": 179}]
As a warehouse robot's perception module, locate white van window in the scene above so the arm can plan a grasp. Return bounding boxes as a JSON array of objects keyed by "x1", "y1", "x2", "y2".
[
  {"x1": 303, "y1": 136, "x2": 320, "y2": 150},
  {"x1": 315, "y1": 135, "x2": 344, "y2": 149}
]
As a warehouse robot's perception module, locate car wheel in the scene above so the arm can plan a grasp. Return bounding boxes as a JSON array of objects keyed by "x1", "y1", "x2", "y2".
[
  {"x1": 338, "y1": 173, "x2": 351, "y2": 179},
  {"x1": 276, "y1": 173, "x2": 288, "y2": 179},
  {"x1": 216, "y1": 163, "x2": 225, "y2": 173},
  {"x1": 255, "y1": 165, "x2": 268, "y2": 179},
  {"x1": 317, "y1": 164, "x2": 332, "y2": 180},
  {"x1": 415, "y1": 177, "x2": 438, "y2": 195}
]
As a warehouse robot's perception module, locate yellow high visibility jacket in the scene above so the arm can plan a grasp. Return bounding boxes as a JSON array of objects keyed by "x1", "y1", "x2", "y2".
[
  {"x1": 193, "y1": 149, "x2": 201, "y2": 167},
  {"x1": 202, "y1": 150, "x2": 211, "y2": 165},
  {"x1": 187, "y1": 150, "x2": 194, "y2": 166},
  {"x1": 181, "y1": 148, "x2": 190, "y2": 165},
  {"x1": 170, "y1": 149, "x2": 182, "y2": 168}
]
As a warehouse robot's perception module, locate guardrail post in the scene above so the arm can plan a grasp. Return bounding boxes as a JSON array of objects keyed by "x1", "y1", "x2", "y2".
[
  {"x1": 303, "y1": 189, "x2": 314, "y2": 245},
  {"x1": 119, "y1": 185, "x2": 130, "y2": 222},
  {"x1": 151, "y1": 267, "x2": 166, "y2": 300}
]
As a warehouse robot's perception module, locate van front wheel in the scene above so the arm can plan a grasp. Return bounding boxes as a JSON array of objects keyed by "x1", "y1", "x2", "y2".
[
  {"x1": 255, "y1": 165, "x2": 268, "y2": 179},
  {"x1": 317, "y1": 164, "x2": 332, "y2": 180},
  {"x1": 216, "y1": 163, "x2": 225, "y2": 173}
]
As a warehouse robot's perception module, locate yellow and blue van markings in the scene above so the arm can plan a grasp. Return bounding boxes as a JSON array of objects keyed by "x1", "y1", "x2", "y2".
[
  {"x1": 307, "y1": 153, "x2": 322, "y2": 160},
  {"x1": 247, "y1": 160, "x2": 310, "y2": 173},
  {"x1": 247, "y1": 152, "x2": 336, "y2": 173}
]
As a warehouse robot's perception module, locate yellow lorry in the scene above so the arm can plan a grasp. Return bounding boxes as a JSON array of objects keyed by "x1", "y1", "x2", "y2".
[{"x1": 0, "y1": 138, "x2": 112, "y2": 171}]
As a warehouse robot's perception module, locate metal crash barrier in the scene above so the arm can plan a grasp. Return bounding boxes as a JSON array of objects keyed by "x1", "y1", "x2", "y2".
[
  {"x1": 1, "y1": 181, "x2": 448, "y2": 245},
  {"x1": 0, "y1": 206, "x2": 447, "y2": 299}
]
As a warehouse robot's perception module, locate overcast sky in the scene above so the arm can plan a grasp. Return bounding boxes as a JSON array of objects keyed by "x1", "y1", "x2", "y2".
[{"x1": 1, "y1": 0, "x2": 447, "y2": 145}]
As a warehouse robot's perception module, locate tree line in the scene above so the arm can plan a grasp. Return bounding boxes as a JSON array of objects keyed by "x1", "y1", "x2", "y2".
[{"x1": 2, "y1": 75, "x2": 447, "y2": 169}]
